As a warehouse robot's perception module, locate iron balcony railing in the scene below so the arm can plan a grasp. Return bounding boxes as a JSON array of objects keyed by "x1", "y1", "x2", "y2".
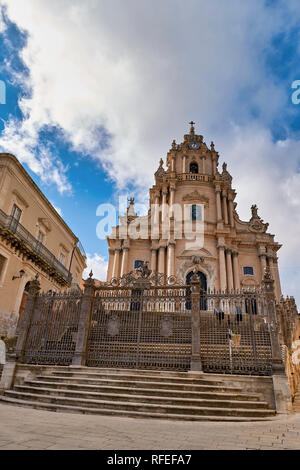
[{"x1": 0, "y1": 208, "x2": 72, "y2": 283}]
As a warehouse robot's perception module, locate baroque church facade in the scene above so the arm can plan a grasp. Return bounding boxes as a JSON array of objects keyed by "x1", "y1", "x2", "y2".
[{"x1": 106, "y1": 122, "x2": 282, "y2": 301}]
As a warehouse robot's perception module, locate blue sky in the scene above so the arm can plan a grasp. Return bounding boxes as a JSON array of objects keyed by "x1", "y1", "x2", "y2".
[{"x1": 0, "y1": 0, "x2": 300, "y2": 303}]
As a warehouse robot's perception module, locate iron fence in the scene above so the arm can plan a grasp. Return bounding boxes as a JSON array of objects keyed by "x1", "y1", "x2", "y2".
[{"x1": 18, "y1": 272, "x2": 276, "y2": 375}]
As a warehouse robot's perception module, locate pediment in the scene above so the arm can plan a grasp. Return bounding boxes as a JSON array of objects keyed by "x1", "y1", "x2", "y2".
[
  {"x1": 38, "y1": 217, "x2": 52, "y2": 232},
  {"x1": 182, "y1": 191, "x2": 209, "y2": 206}
]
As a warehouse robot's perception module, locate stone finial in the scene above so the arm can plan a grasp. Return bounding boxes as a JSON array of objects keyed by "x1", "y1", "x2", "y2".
[
  {"x1": 210, "y1": 141, "x2": 215, "y2": 151},
  {"x1": 172, "y1": 139, "x2": 177, "y2": 149},
  {"x1": 222, "y1": 162, "x2": 227, "y2": 172},
  {"x1": 89, "y1": 270, "x2": 93, "y2": 278}
]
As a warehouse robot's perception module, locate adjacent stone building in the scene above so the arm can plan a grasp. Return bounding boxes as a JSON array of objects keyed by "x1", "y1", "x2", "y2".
[
  {"x1": 107, "y1": 122, "x2": 282, "y2": 300},
  {"x1": 0, "y1": 153, "x2": 87, "y2": 336}
]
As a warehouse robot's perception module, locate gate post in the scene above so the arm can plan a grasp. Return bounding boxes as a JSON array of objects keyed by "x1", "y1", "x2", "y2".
[
  {"x1": 0, "y1": 275, "x2": 40, "y2": 390},
  {"x1": 15, "y1": 275, "x2": 41, "y2": 363},
  {"x1": 262, "y1": 267, "x2": 292, "y2": 413},
  {"x1": 262, "y1": 268, "x2": 285, "y2": 375},
  {"x1": 190, "y1": 272, "x2": 202, "y2": 372},
  {"x1": 72, "y1": 272, "x2": 95, "y2": 366}
]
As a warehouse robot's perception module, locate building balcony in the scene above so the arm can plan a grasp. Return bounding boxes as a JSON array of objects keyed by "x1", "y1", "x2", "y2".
[
  {"x1": 0, "y1": 208, "x2": 72, "y2": 286},
  {"x1": 176, "y1": 173, "x2": 214, "y2": 183}
]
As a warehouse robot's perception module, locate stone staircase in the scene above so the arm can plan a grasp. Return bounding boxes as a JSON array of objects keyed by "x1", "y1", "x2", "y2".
[{"x1": 0, "y1": 367, "x2": 276, "y2": 421}]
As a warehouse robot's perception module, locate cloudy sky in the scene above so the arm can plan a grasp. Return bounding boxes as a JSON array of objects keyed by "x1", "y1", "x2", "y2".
[{"x1": 0, "y1": 0, "x2": 300, "y2": 303}]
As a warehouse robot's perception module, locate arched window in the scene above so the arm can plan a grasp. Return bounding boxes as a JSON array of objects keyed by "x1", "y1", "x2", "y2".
[
  {"x1": 190, "y1": 162, "x2": 198, "y2": 174},
  {"x1": 191, "y1": 204, "x2": 202, "y2": 221}
]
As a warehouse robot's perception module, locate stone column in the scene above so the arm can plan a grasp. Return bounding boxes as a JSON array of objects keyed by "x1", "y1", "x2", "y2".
[
  {"x1": 161, "y1": 188, "x2": 168, "y2": 239},
  {"x1": 259, "y1": 253, "x2": 267, "y2": 279},
  {"x1": 107, "y1": 249, "x2": 114, "y2": 282},
  {"x1": 228, "y1": 196, "x2": 235, "y2": 228},
  {"x1": 150, "y1": 248, "x2": 157, "y2": 272},
  {"x1": 15, "y1": 276, "x2": 41, "y2": 363},
  {"x1": 212, "y1": 156, "x2": 217, "y2": 175},
  {"x1": 232, "y1": 251, "x2": 240, "y2": 290},
  {"x1": 190, "y1": 274, "x2": 202, "y2": 372},
  {"x1": 158, "y1": 246, "x2": 165, "y2": 275},
  {"x1": 218, "y1": 245, "x2": 227, "y2": 291},
  {"x1": 273, "y1": 257, "x2": 282, "y2": 302},
  {"x1": 171, "y1": 156, "x2": 175, "y2": 172},
  {"x1": 112, "y1": 248, "x2": 120, "y2": 279},
  {"x1": 72, "y1": 274, "x2": 96, "y2": 366},
  {"x1": 120, "y1": 247, "x2": 129, "y2": 277},
  {"x1": 222, "y1": 191, "x2": 229, "y2": 225},
  {"x1": 215, "y1": 189, "x2": 222, "y2": 222},
  {"x1": 201, "y1": 157, "x2": 205, "y2": 174},
  {"x1": 167, "y1": 242, "x2": 175, "y2": 277},
  {"x1": 225, "y1": 249, "x2": 234, "y2": 292},
  {"x1": 152, "y1": 193, "x2": 160, "y2": 240},
  {"x1": 182, "y1": 155, "x2": 186, "y2": 173}
]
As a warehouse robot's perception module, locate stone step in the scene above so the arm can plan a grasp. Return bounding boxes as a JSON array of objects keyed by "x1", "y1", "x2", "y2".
[
  {"x1": 0, "y1": 396, "x2": 276, "y2": 422},
  {"x1": 23, "y1": 380, "x2": 261, "y2": 402},
  {"x1": 2, "y1": 390, "x2": 275, "y2": 418},
  {"x1": 13, "y1": 385, "x2": 269, "y2": 409},
  {"x1": 51, "y1": 370, "x2": 226, "y2": 386},
  {"x1": 36, "y1": 375, "x2": 243, "y2": 393}
]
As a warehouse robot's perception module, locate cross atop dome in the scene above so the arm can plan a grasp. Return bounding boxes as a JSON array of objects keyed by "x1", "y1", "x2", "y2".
[{"x1": 189, "y1": 121, "x2": 195, "y2": 134}]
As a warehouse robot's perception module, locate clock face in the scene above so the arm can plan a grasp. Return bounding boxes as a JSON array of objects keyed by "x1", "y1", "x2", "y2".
[{"x1": 189, "y1": 142, "x2": 200, "y2": 150}]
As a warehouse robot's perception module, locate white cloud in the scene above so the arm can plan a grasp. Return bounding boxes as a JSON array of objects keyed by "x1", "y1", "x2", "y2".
[
  {"x1": 83, "y1": 253, "x2": 108, "y2": 282},
  {"x1": 0, "y1": 0, "x2": 300, "y2": 303}
]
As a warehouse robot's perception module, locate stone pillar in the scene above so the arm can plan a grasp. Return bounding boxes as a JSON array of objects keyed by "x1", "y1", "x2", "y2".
[
  {"x1": 152, "y1": 193, "x2": 160, "y2": 239},
  {"x1": 201, "y1": 157, "x2": 205, "y2": 174},
  {"x1": 150, "y1": 248, "x2": 157, "y2": 272},
  {"x1": 15, "y1": 276, "x2": 41, "y2": 363},
  {"x1": 161, "y1": 188, "x2": 168, "y2": 239},
  {"x1": 218, "y1": 245, "x2": 227, "y2": 291},
  {"x1": 273, "y1": 257, "x2": 282, "y2": 302},
  {"x1": 228, "y1": 196, "x2": 235, "y2": 228},
  {"x1": 215, "y1": 189, "x2": 222, "y2": 222},
  {"x1": 72, "y1": 274, "x2": 96, "y2": 366},
  {"x1": 190, "y1": 274, "x2": 202, "y2": 372},
  {"x1": 262, "y1": 269, "x2": 292, "y2": 413},
  {"x1": 182, "y1": 155, "x2": 186, "y2": 173},
  {"x1": 120, "y1": 247, "x2": 129, "y2": 277},
  {"x1": 262, "y1": 269, "x2": 285, "y2": 375},
  {"x1": 107, "y1": 249, "x2": 114, "y2": 282},
  {"x1": 222, "y1": 191, "x2": 229, "y2": 225},
  {"x1": 171, "y1": 156, "x2": 175, "y2": 172},
  {"x1": 1, "y1": 277, "x2": 41, "y2": 390},
  {"x1": 112, "y1": 248, "x2": 120, "y2": 279},
  {"x1": 212, "y1": 156, "x2": 217, "y2": 176},
  {"x1": 232, "y1": 251, "x2": 240, "y2": 290},
  {"x1": 259, "y1": 253, "x2": 267, "y2": 279},
  {"x1": 167, "y1": 242, "x2": 175, "y2": 277},
  {"x1": 225, "y1": 249, "x2": 234, "y2": 292},
  {"x1": 158, "y1": 246, "x2": 165, "y2": 275}
]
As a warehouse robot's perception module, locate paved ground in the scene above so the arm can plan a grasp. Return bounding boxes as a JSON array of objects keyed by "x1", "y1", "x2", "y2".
[{"x1": 0, "y1": 403, "x2": 299, "y2": 450}]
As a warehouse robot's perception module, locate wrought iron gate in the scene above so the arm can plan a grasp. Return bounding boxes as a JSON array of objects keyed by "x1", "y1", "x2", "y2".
[
  {"x1": 22, "y1": 292, "x2": 82, "y2": 365},
  {"x1": 199, "y1": 292, "x2": 272, "y2": 375},
  {"x1": 86, "y1": 285, "x2": 191, "y2": 371}
]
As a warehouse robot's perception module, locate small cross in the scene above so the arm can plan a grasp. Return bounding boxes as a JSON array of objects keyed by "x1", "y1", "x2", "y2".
[{"x1": 189, "y1": 121, "x2": 195, "y2": 127}]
